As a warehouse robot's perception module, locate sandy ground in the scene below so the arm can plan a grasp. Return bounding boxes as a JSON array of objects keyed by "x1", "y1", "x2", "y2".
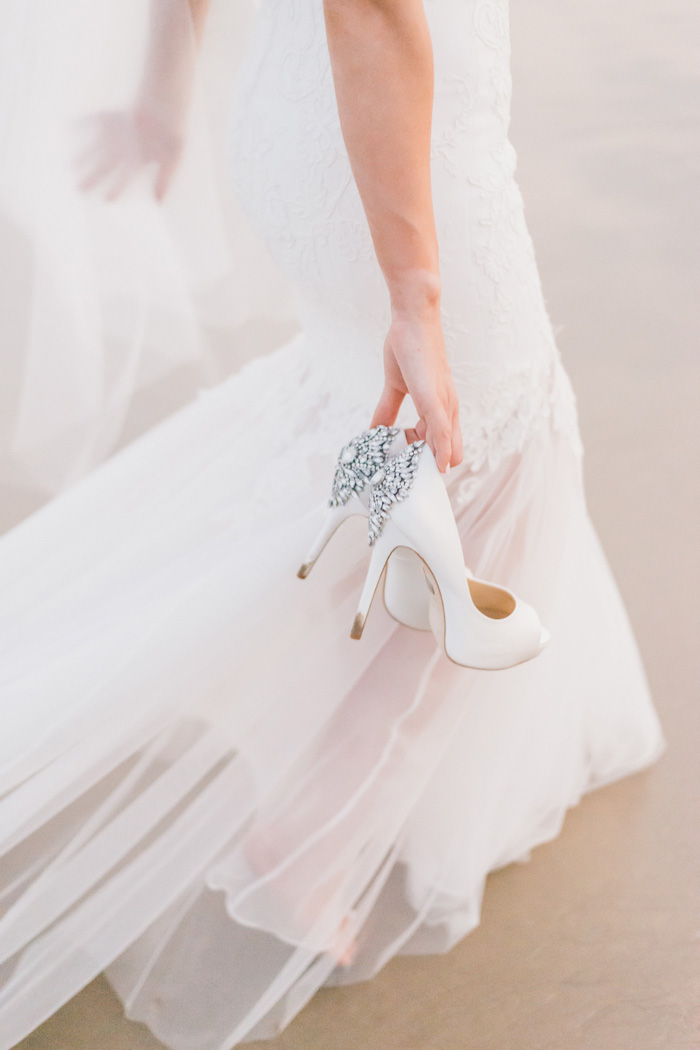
[{"x1": 12, "y1": 0, "x2": 700, "y2": 1047}]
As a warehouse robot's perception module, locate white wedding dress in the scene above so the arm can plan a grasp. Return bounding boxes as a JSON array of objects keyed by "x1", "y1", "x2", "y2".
[{"x1": 0, "y1": 1, "x2": 665, "y2": 1047}]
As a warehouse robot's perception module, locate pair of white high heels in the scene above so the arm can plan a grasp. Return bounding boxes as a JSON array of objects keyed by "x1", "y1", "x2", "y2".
[{"x1": 298, "y1": 426, "x2": 550, "y2": 670}]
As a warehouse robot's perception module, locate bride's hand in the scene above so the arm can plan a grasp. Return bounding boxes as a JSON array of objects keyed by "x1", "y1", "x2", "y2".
[
  {"x1": 370, "y1": 298, "x2": 463, "y2": 474},
  {"x1": 73, "y1": 100, "x2": 186, "y2": 202}
]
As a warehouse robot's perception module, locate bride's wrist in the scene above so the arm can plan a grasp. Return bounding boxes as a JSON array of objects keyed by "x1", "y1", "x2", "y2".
[
  {"x1": 387, "y1": 270, "x2": 442, "y2": 321},
  {"x1": 136, "y1": 59, "x2": 195, "y2": 126}
]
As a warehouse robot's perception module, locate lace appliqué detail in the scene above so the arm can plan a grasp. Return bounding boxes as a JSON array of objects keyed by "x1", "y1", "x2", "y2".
[
  {"x1": 367, "y1": 441, "x2": 425, "y2": 546},
  {"x1": 328, "y1": 426, "x2": 399, "y2": 508},
  {"x1": 450, "y1": 356, "x2": 583, "y2": 509}
]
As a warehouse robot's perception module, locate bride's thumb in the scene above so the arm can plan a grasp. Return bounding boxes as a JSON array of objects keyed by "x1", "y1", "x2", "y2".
[{"x1": 370, "y1": 385, "x2": 405, "y2": 429}]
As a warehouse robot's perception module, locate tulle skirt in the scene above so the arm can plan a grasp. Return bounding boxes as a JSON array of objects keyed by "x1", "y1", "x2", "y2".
[
  {"x1": 0, "y1": 0, "x2": 666, "y2": 1043},
  {"x1": 0, "y1": 332, "x2": 664, "y2": 1048}
]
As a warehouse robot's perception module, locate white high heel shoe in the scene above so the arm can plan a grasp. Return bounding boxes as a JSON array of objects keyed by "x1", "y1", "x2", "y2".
[
  {"x1": 351, "y1": 441, "x2": 550, "y2": 670},
  {"x1": 297, "y1": 426, "x2": 433, "y2": 630}
]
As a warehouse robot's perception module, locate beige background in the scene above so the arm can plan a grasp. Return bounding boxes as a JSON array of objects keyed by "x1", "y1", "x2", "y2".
[{"x1": 14, "y1": 0, "x2": 700, "y2": 1047}]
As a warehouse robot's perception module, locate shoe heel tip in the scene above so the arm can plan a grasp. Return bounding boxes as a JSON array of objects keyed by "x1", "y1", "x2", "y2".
[
  {"x1": 297, "y1": 562, "x2": 313, "y2": 580},
  {"x1": 350, "y1": 613, "x2": 365, "y2": 640}
]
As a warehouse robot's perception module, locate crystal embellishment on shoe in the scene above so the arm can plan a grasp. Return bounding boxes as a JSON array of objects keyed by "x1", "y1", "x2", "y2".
[
  {"x1": 368, "y1": 440, "x2": 425, "y2": 545},
  {"x1": 298, "y1": 427, "x2": 435, "y2": 632},
  {"x1": 329, "y1": 425, "x2": 400, "y2": 508}
]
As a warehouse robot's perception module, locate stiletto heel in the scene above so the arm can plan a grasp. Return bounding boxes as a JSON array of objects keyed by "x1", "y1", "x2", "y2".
[
  {"x1": 297, "y1": 425, "x2": 400, "y2": 580},
  {"x1": 297, "y1": 503, "x2": 356, "y2": 579},
  {"x1": 353, "y1": 441, "x2": 550, "y2": 669},
  {"x1": 350, "y1": 530, "x2": 394, "y2": 640},
  {"x1": 297, "y1": 425, "x2": 434, "y2": 630}
]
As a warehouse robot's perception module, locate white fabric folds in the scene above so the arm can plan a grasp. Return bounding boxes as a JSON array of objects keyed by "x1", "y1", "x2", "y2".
[{"x1": 0, "y1": 0, "x2": 665, "y2": 1047}]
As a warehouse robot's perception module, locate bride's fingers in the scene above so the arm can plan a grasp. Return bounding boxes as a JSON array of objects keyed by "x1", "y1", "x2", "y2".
[
  {"x1": 450, "y1": 404, "x2": 463, "y2": 467},
  {"x1": 415, "y1": 418, "x2": 427, "y2": 440},
  {"x1": 425, "y1": 408, "x2": 452, "y2": 473},
  {"x1": 103, "y1": 160, "x2": 136, "y2": 202},
  {"x1": 77, "y1": 150, "x2": 118, "y2": 193},
  {"x1": 370, "y1": 384, "x2": 405, "y2": 429},
  {"x1": 154, "y1": 155, "x2": 179, "y2": 201}
]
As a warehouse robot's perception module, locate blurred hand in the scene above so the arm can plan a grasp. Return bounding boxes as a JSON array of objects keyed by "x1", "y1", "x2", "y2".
[
  {"x1": 74, "y1": 101, "x2": 186, "y2": 202},
  {"x1": 370, "y1": 305, "x2": 463, "y2": 473}
]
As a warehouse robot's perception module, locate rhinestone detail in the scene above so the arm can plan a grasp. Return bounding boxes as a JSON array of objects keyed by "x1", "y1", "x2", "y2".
[
  {"x1": 328, "y1": 426, "x2": 400, "y2": 508},
  {"x1": 368, "y1": 440, "x2": 425, "y2": 545}
]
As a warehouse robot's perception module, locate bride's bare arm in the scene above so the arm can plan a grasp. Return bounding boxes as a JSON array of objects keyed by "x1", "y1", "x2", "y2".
[
  {"x1": 138, "y1": 0, "x2": 211, "y2": 111},
  {"x1": 77, "y1": 0, "x2": 211, "y2": 200},
  {"x1": 323, "y1": 0, "x2": 462, "y2": 472}
]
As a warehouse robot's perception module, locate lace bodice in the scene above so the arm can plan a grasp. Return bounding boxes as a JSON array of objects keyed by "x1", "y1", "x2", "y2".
[{"x1": 225, "y1": 0, "x2": 581, "y2": 486}]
